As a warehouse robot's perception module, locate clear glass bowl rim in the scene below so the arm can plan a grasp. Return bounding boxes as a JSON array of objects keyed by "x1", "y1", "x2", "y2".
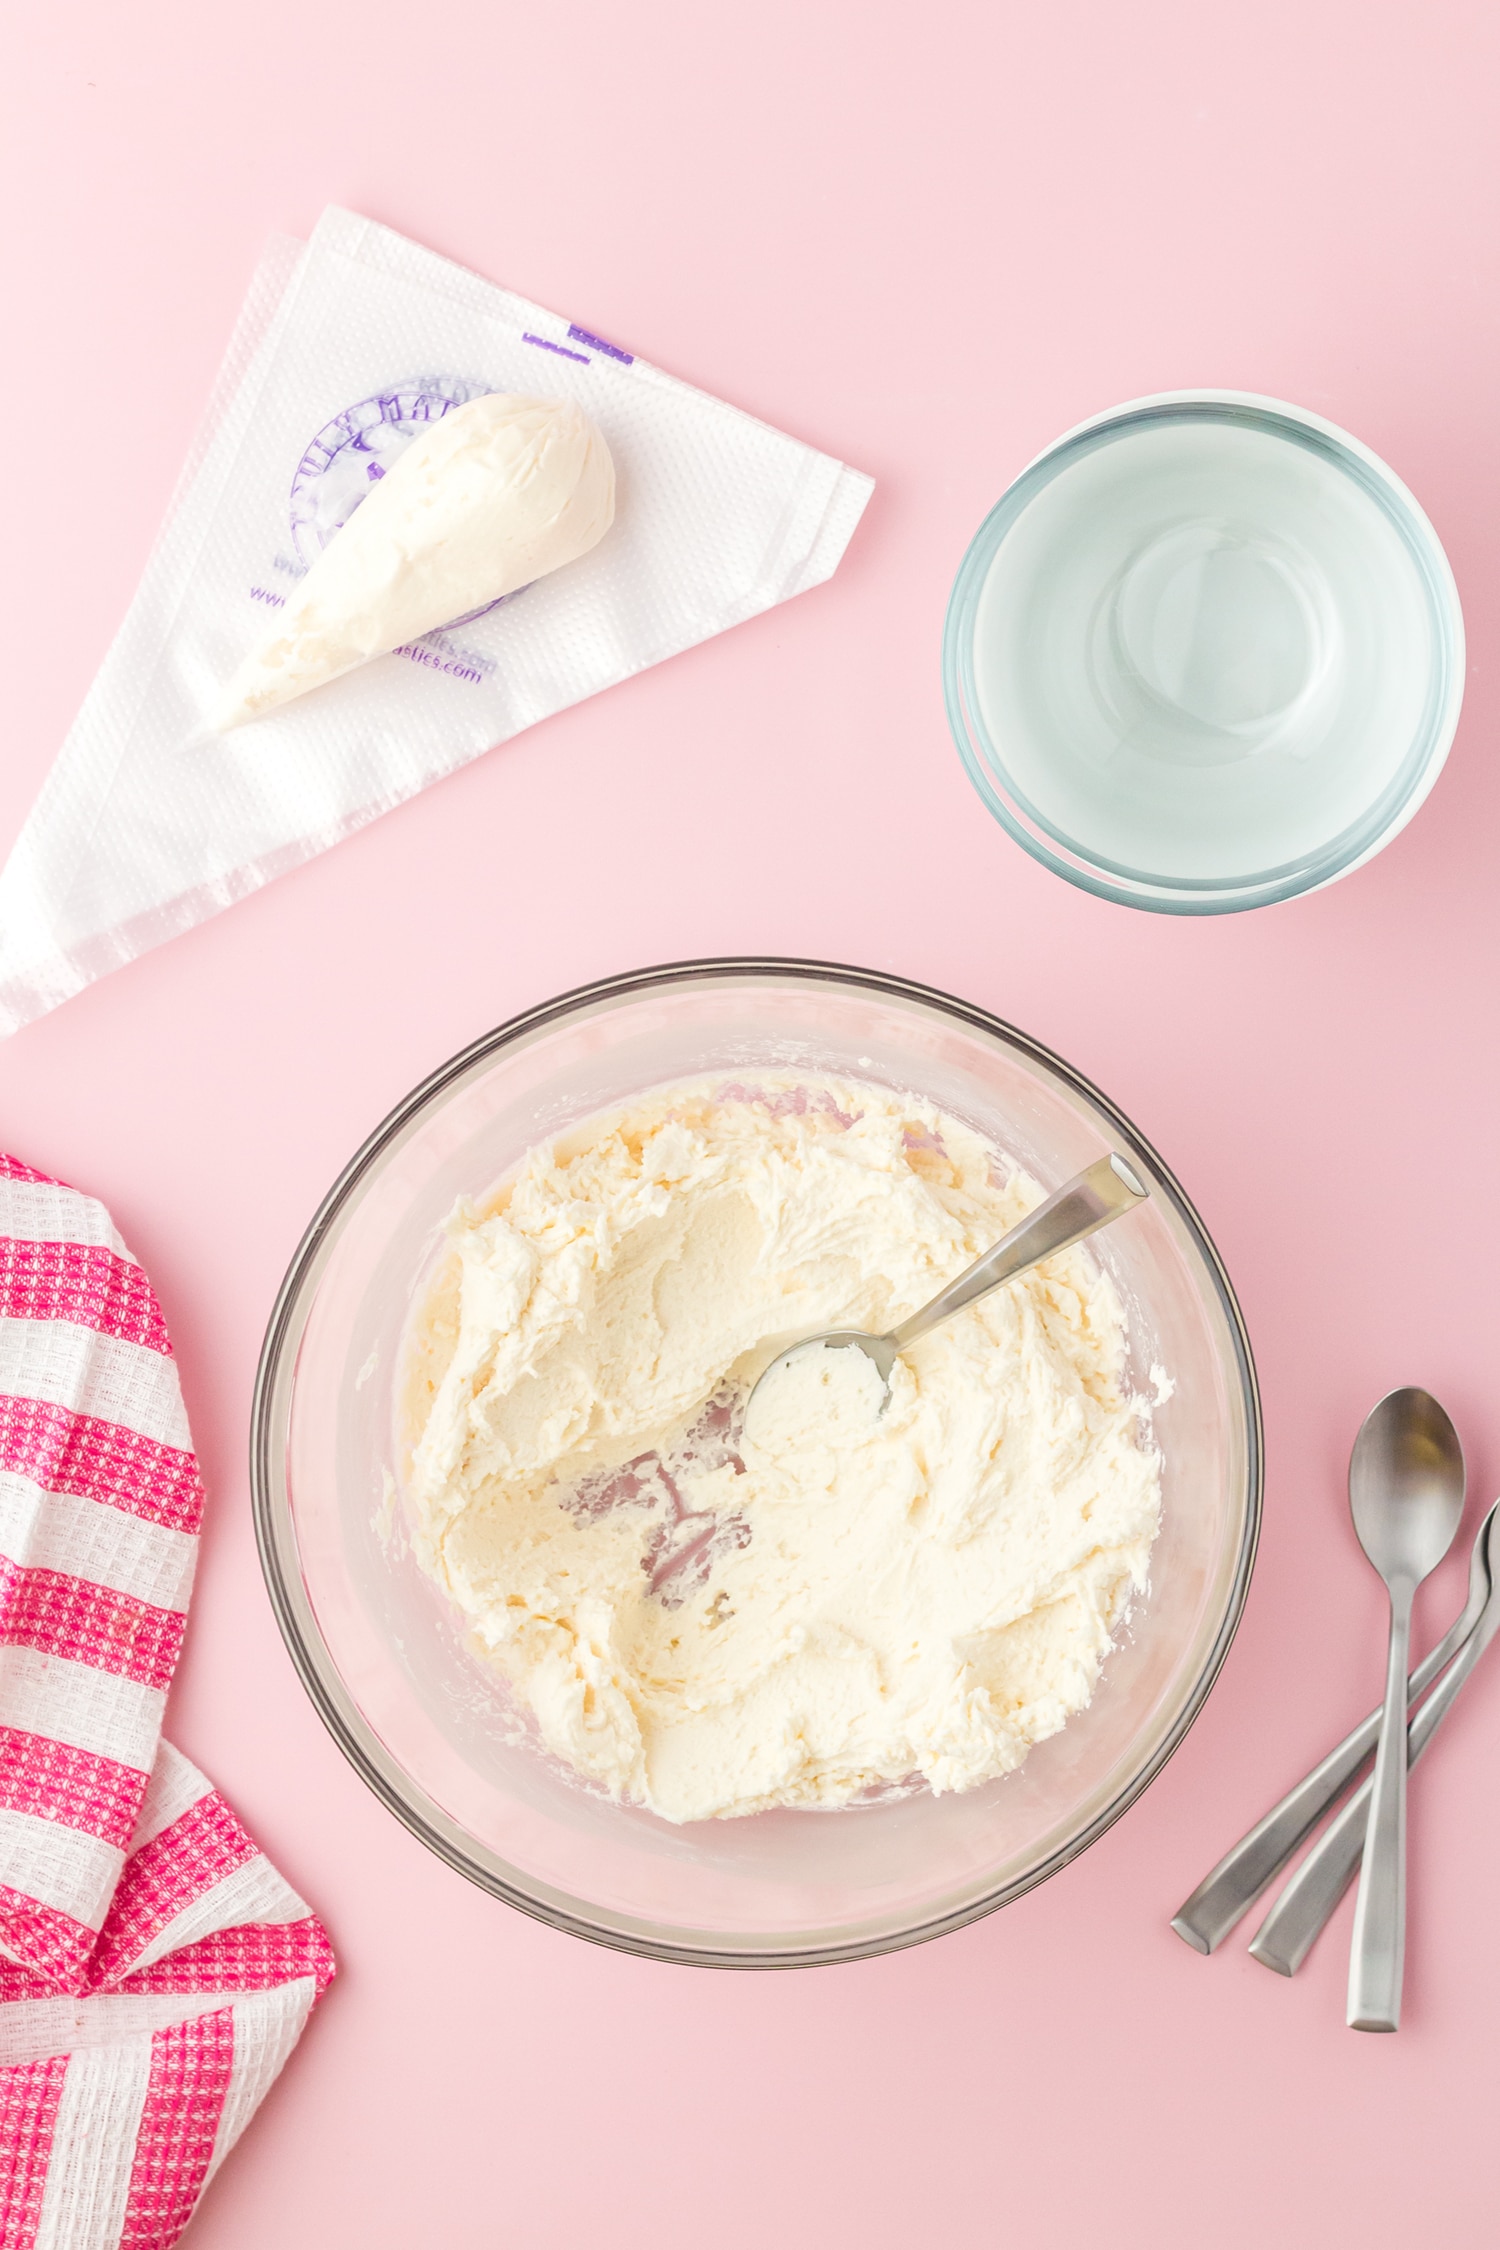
[
  {"x1": 251, "y1": 957, "x2": 1264, "y2": 1968},
  {"x1": 942, "y1": 390, "x2": 1466, "y2": 915}
]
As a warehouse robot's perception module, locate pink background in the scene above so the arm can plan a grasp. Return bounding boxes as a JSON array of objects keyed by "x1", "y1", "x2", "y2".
[{"x1": 3, "y1": 1, "x2": 1499, "y2": 2241}]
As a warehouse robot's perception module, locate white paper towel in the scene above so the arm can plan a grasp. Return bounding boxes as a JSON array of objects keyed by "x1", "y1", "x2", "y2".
[{"x1": 0, "y1": 208, "x2": 873, "y2": 1035}]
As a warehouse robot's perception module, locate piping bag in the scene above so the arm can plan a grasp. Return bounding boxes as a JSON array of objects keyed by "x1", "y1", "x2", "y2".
[
  {"x1": 0, "y1": 209, "x2": 873, "y2": 1036},
  {"x1": 215, "y1": 391, "x2": 618, "y2": 731}
]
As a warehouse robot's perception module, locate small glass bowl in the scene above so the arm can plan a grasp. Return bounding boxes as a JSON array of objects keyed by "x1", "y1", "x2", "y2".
[
  {"x1": 252, "y1": 960, "x2": 1261, "y2": 1967},
  {"x1": 944, "y1": 391, "x2": 1465, "y2": 914}
]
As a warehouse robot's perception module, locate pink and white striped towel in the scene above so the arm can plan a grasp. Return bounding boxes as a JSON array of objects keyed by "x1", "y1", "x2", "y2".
[{"x1": 0, "y1": 1154, "x2": 334, "y2": 2248}]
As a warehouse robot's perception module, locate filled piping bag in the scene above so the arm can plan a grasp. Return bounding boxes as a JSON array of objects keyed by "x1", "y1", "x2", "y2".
[
  {"x1": 216, "y1": 393, "x2": 616, "y2": 729},
  {"x1": 0, "y1": 208, "x2": 872, "y2": 1036}
]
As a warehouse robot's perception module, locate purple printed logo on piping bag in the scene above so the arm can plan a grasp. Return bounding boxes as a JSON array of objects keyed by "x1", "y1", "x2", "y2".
[
  {"x1": 286, "y1": 377, "x2": 524, "y2": 629},
  {"x1": 567, "y1": 323, "x2": 633, "y2": 365},
  {"x1": 521, "y1": 333, "x2": 590, "y2": 365}
]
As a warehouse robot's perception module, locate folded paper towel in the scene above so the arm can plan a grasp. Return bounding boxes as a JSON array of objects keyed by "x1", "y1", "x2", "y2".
[{"x1": 0, "y1": 209, "x2": 873, "y2": 1036}]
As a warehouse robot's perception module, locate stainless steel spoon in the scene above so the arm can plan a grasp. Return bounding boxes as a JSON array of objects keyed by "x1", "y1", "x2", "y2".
[
  {"x1": 746, "y1": 1152, "x2": 1148, "y2": 1419},
  {"x1": 1250, "y1": 1496, "x2": 1500, "y2": 1976},
  {"x1": 1171, "y1": 1491, "x2": 1487, "y2": 1957},
  {"x1": 1345, "y1": 1387, "x2": 1465, "y2": 2032}
]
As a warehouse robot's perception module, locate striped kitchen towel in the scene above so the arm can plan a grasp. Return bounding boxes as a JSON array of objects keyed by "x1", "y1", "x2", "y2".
[{"x1": 0, "y1": 1154, "x2": 333, "y2": 2249}]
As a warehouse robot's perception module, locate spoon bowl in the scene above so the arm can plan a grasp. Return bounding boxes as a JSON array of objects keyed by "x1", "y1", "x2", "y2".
[
  {"x1": 1349, "y1": 1388, "x2": 1467, "y2": 1586},
  {"x1": 748, "y1": 1151, "x2": 1147, "y2": 1425}
]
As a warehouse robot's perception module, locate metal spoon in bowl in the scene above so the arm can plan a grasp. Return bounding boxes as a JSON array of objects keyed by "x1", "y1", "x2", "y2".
[
  {"x1": 746, "y1": 1151, "x2": 1149, "y2": 1421},
  {"x1": 1345, "y1": 1386, "x2": 1466, "y2": 2033}
]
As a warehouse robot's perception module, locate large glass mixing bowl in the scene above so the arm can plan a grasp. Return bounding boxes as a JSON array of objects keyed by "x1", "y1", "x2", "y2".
[{"x1": 252, "y1": 961, "x2": 1261, "y2": 1967}]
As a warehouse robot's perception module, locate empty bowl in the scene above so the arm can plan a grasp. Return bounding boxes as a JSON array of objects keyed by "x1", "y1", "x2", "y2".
[{"x1": 944, "y1": 391, "x2": 1465, "y2": 913}]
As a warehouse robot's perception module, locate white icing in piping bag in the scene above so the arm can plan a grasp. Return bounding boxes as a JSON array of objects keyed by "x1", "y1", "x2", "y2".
[{"x1": 216, "y1": 393, "x2": 615, "y2": 730}]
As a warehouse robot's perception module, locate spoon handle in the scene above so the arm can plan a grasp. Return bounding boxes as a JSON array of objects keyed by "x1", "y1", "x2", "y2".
[
  {"x1": 1169, "y1": 1600, "x2": 1473, "y2": 1954},
  {"x1": 889, "y1": 1154, "x2": 1147, "y2": 1352},
  {"x1": 1347, "y1": 1587, "x2": 1414, "y2": 2031},
  {"x1": 1251, "y1": 1605, "x2": 1494, "y2": 1976}
]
